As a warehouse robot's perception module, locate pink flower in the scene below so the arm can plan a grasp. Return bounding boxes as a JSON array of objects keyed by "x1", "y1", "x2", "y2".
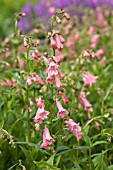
[
  {"x1": 40, "y1": 126, "x2": 55, "y2": 149},
  {"x1": 56, "y1": 100, "x2": 69, "y2": 118},
  {"x1": 46, "y1": 74, "x2": 54, "y2": 85},
  {"x1": 34, "y1": 97, "x2": 50, "y2": 124},
  {"x1": 50, "y1": 37, "x2": 57, "y2": 48},
  {"x1": 59, "y1": 35, "x2": 65, "y2": 44},
  {"x1": 95, "y1": 49, "x2": 105, "y2": 59},
  {"x1": 82, "y1": 50, "x2": 91, "y2": 58},
  {"x1": 55, "y1": 34, "x2": 64, "y2": 52},
  {"x1": 29, "y1": 99, "x2": 34, "y2": 107},
  {"x1": 28, "y1": 107, "x2": 32, "y2": 113},
  {"x1": 59, "y1": 71, "x2": 65, "y2": 79},
  {"x1": 32, "y1": 52, "x2": 37, "y2": 59},
  {"x1": 33, "y1": 75, "x2": 44, "y2": 86},
  {"x1": 59, "y1": 91, "x2": 69, "y2": 104},
  {"x1": 88, "y1": 113, "x2": 92, "y2": 120},
  {"x1": 65, "y1": 119, "x2": 83, "y2": 141},
  {"x1": 26, "y1": 78, "x2": 32, "y2": 86},
  {"x1": 83, "y1": 72, "x2": 98, "y2": 87},
  {"x1": 35, "y1": 124, "x2": 40, "y2": 132},
  {"x1": 56, "y1": 16, "x2": 61, "y2": 24},
  {"x1": 55, "y1": 74, "x2": 62, "y2": 90},
  {"x1": 35, "y1": 96, "x2": 44, "y2": 108},
  {"x1": 91, "y1": 34, "x2": 100, "y2": 49},
  {"x1": 34, "y1": 107, "x2": 50, "y2": 124},
  {"x1": 79, "y1": 96, "x2": 92, "y2": 110},
  {"x1": 88, "y1": 26, "x2": 96, "y2": 36},
  {"x1": 35, "y1": 49, "x2": 41, "y2": 57},
  {"x1": 53, "y1": 54, "x2": 64, "y2": 63},
  {"x1": 47, "y1": 59, "x2": 59, "y2": 76},
  {"x1": 24, "y1": 39, "x2": 29, "y2": 48}
]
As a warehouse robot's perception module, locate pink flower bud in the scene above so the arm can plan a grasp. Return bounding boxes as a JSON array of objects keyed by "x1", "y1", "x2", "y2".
[
  {"x1": 55, "y1": 74, "x2": 62, "y2": 90},
  {"x1": 35, "y1": 124, "x2": 40, "y2": 132},
  {"x1": 56, "y1": 16, "x2": 61, "y2": 24},
  {"x1": 26, "y1": 78, "x2": 32, "y2": 86},
  {"x1": 59, "y1": 91, "x2": 69, "y2": 104},
  {"x1": 50, "y1": 37, "x2": 57, "y2": 48},
  {"x1": 35, "y1": 49, "x2": 41, "y2": 57},
  {"x1": 29, "y1": 99, "x2": 34, "y2": 107}
]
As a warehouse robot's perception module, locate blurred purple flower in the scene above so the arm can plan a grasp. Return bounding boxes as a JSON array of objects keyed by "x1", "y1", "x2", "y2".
[
  {"x1": 18, "y1": 0, "x2": 113, "y2": 33},
  {"x1": 18, "y1": 3, "x2": 35, "y2": 33}
]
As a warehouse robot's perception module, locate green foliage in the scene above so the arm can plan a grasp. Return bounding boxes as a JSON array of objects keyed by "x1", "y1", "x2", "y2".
[{"x1": 0, "y1": 6, "x2": 113, "y2": 170}]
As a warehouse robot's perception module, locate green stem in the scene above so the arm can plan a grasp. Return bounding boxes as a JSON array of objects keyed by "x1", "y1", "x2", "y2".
[{"x1": 26, "y1": 88, "x2": 30, "y2": 142}]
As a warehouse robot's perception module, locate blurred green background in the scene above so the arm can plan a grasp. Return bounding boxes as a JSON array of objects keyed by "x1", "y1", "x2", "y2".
[{"x1": 0, "y1": 0, "x2": 38, "y2": 39}]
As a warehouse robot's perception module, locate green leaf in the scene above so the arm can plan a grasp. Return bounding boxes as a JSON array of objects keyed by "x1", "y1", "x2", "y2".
[
  {"x1": 20, "y1": 146, "x2": 34, "y2": 162},
  {"x1": 92, "y1": 141, "x2": 108, "y2": 147},
  {"x1": 84, "y1": 125, "x2": 90, "y2": 135},
  {"x1": 107, "y1": 165, "x2": 113, "y2": 170},
  {"x1": 95, "y1": 151, "x2": 106, "y2": 170},
  {"x1": 34, "y1": 160, "x2": 61, "y2": 170},
  {"x1": 52, "y1": 15, "x2": 56, "y2": 21},
  {"x1": 15, "y1": 141, "x2": 47, "y2": 154},
  {"x1": 55, "y1": 155, "x2": 61, "y2": 167},
  {"x1": 7, "y1": 163, "x2": 18, "y2": 170},
  {"x1": 47, "y1": 154, "x2": 55, "y2": 166},
  {"x1": 57, "y1": 146, "x2": 91, "y2": 155},
  {"x1": 0, "y1": 120, "x2": 4, "y2": 128}
]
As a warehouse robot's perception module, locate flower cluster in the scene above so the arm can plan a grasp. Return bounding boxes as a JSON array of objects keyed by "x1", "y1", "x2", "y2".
[{"x1": 65, "y1": 119, "x2": 84, "y2": 141}]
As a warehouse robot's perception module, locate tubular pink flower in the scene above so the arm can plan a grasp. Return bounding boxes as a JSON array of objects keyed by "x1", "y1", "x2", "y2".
[
  {"x1": 32, "y1": 52, "x2": 37, "y2": 59},
  {"x1": 55, "y1": 74, "x2": 62, "y2": 90},
  {"x1": 28, "y1": 107, "x2": 32, "y2": 113},
  {"x1": 91, "y1": 34, "x2": 100, "y2": 49},
  {"x1": 59, "y1": 71, "x2": 65, "y2": 79},
  {"x1": 46, "y1": 74, "x2": 54, "y2": 85},
  {"x1": 83, "y1": 72, "x2": 98, "y2": 87},
  {"x1": 56, "y1": 100, "x2": 69, "y2": 118},
  {"x1": 29, "y1": 99, "x2": 34, "y2": 107},
  {"x1": 35, "y1": 49, "x2": 41, "y2": 57},
  {"x1": 35, "y1": 96, "x2": 44, "y2": 108},
  {"x1": 47, "y1": 59, "x2": 59, "y2": 76},
  {"x1": 88, "y1": 26, "x2": 96, "y2": 36},
  {"x1": 55, "y1": 34, "x2": 63, "y2": 52},
  {"x1": 34, "y1": 107, "x2": 50, "y2": 124},
  {"x1": 59, "y1": 91, "x2": 69, "y2": 104},
  {"x1": 54, "y1": 54, "x2": 64, "y2": 63},
  {"x1": 35, "y1": 124, "x2": 40, "y2": 132},
  {"x1": 65, "y1": 119, "x2": 83, "y2": 141},
  {"x1": 56, "y1": 16, "x2": 61, "y2": 24},
  {"x1": 95, "y1": 49, "x2": 105, "y2": 59},
  {"x1": 79, "y1": 96, "x2": 92, "y2": 110},
  {"x1": 59, "y1": 35, "x2": 65, "y2": 44},
  {"x1": 50, "y1": 37, "x2": 57, "y2": 48},
  {"x1": 33, "y1": 75, "x2": 44, "y2": 86},
  {"x1": 26, "y1": 78, "x2": 32, "y2": 86},
  {"x1": 40, "y1": 126, "x2": 55, "y2": 149}
]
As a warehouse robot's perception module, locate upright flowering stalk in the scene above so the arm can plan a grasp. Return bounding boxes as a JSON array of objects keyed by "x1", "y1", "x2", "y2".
[
  {"x1": 65, "y1": 119, "x2": 83, "y2": 141},
  {"x1": 40, "y1": 126, "x2": 55, "y2": 149},
  {"x1": 46, "y1": 58, "x2": 64, "y2": 90}
]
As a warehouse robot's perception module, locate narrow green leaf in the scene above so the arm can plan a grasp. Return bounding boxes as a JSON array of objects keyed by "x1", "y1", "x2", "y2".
[
  {"x1": 47, "y1": 154, "x2": 55, "y2": 166},
  {"x1": 92, "y1": 141, "x2": 108, "y2": 147}
]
